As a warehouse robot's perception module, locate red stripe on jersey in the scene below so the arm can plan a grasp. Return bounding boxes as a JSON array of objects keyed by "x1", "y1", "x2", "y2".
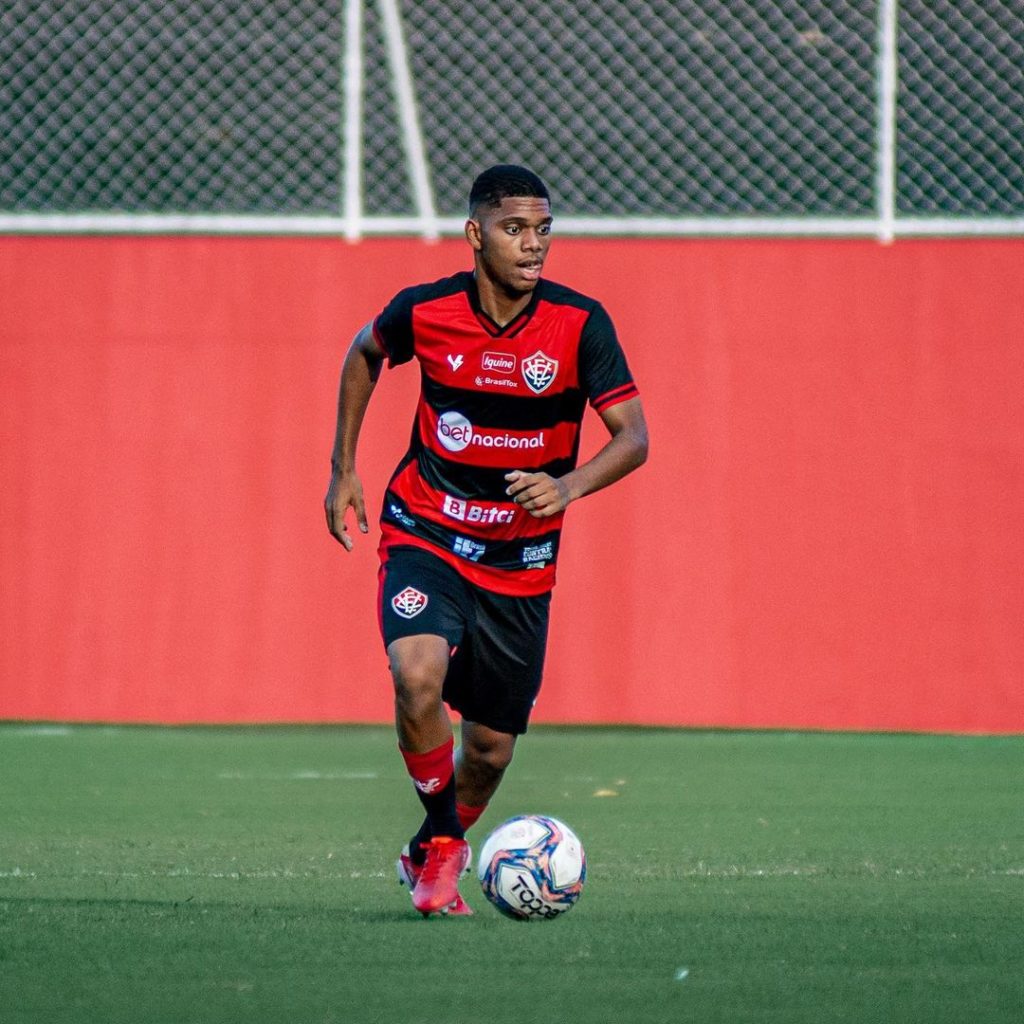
[
  {"x1": 592, "y1": 382, "x2": 639, "y2": 413},
  {"x1": 417, "y1": 401, "x2": 579, "y2": 469},
  {"x1": 530, "y1": 299, "x2": 589, "y2": 390},
  {"x1": 410, "y1": 292, "x2": 589, "y2": 397},
  {"x1": 411, "y1": 292, "x2": 482, "y2": 379},
  {"x1": 389, "y1": 458, "x2": 564, "y2": 541},
  {"x1": 379, "y1": 526, "x2": 556, "y2": 597}
]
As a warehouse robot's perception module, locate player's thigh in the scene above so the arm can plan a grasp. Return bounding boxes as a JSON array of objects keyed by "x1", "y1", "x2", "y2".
[
  {"x1": 379, "y1": 546, "x2": 470, "y2": 690},
  {"x1": 448, "y1": 589, "x2": 552, "y2": 735}
]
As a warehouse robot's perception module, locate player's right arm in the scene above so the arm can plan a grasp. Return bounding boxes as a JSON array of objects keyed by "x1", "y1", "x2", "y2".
[{"x1": 324, "y1": 322, "x2": 386, "y2": 551}]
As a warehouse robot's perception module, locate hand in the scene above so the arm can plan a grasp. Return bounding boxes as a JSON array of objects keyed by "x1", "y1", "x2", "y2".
[
  {"x1": 504, "y1": 470, "x2": 571, "y2": 518},
  {"x1": 324, "y1": 469, "x2": 368, "y2": 551}
]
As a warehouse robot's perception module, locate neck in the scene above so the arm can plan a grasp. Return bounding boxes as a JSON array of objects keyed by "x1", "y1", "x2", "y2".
[{"x1": 473, "y1": 270, "x2": 533, "y2": 327}]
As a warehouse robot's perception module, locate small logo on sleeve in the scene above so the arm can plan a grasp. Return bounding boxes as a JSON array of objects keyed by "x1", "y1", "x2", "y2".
[
  {"x1": 391, "y1": 586, "x2": 428, "y2": 619},
  {"x1": 447, "y1": 353, "x2": 464, "y2": 372}
]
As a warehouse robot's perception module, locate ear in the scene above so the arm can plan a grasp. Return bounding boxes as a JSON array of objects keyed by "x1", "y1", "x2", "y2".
[{"x1": 465, "y1": 218, "x2": 483, "y2": 252}]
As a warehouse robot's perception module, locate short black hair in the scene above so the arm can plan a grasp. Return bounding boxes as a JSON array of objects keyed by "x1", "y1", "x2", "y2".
[{"x1": 468, "y1": 164, "x2": 550, "y2": 216}]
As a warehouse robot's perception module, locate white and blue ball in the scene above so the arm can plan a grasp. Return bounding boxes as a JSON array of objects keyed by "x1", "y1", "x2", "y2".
[{"x1": 477, "y1": 814, "x2": 586, "y2": 921}]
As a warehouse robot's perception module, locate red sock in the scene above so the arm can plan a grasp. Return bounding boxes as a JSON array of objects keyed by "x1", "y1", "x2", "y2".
[
  {"x1": 456, "y1": 801, "x2": 487, "y2": 832},
  {"x1": 399, "y1": 737, "x2": 454, "y2": 797}
]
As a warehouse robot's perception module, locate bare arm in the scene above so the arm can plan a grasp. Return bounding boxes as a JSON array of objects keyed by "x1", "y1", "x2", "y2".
[
  {"x1": 504, "y1": 396, "x2": 649, "y2": 518},
  {"x1": 324, "y1": 322, "x2": 386, "y2": 550}
]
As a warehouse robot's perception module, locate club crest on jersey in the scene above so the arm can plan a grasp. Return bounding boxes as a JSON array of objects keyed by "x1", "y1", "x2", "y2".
[
  {"x1": 392, "y1": 586, "x2": 428, "y2": 619},
  {"x1": 522, "y1": 350, "x2": 558, "y2": 394}
]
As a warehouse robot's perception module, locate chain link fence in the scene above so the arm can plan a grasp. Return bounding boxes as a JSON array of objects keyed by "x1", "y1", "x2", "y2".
[{"x1": 1, "y1": 1, "x2": 1021, "y2": 228}]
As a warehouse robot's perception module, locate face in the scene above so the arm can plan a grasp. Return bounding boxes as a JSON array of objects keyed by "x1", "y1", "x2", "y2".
[{"x1": 467, "y1": 196, "x2": 553, "y2": 297}]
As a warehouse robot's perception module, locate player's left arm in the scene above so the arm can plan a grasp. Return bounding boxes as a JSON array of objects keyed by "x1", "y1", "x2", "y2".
[{"x1": 505, "y1": 397, "x2": 648, "y2": 518}]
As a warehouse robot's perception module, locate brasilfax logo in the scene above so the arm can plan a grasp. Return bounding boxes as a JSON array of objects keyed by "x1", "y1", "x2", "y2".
[{"x1": 436, "y1": 411, "x2": 545, "y2": 453}]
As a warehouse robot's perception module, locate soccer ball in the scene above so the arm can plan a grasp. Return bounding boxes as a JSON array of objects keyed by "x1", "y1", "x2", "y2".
[{"x1": 477, "y1": 814, "x2": 586, "y2": 921}]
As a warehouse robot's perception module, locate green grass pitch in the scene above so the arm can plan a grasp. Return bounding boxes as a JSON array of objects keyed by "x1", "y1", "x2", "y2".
[{"x1": 1, "y1": 724, "x2": 1022, "y2": 1023}]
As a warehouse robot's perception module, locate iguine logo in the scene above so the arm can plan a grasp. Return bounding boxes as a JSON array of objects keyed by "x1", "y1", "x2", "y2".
[
  {"x1": 436, "y1": 411, "x2": 545, "y2": 453},
  {"x1": 482, "y1": 351, "x2": 516, "y2": 373}
]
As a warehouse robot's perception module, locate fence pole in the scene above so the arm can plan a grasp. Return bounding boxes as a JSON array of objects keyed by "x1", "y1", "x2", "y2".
[
  {"x1": 343, "y1": 0, "x2": 364, "y2": 241},
  {"x1": 876, "y1": 0, "x2": 899, "y2": 243},
  {"x1": 378, "y1": 0, "x2": 439, "y2": 240}
]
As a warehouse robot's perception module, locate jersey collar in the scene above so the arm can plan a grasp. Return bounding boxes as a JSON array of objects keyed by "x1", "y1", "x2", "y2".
[{"x1": 464, "y1": 272, "x2": 542, "y2": 339}]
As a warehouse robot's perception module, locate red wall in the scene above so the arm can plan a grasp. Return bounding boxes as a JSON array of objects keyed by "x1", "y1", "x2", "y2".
[{"x1": 1, "y1": 236, "x2": 1021, "y2": 732}]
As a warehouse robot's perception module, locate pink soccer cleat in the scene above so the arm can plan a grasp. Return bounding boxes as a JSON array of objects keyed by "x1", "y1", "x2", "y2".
[{"x1": 411, "y1": 837, "x2": 472, "y2": 916}]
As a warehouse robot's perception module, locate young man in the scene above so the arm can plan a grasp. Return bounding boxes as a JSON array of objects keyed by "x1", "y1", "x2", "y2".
[{"x1": 325, "y1": 165, "x2": 648, "y2": 916}]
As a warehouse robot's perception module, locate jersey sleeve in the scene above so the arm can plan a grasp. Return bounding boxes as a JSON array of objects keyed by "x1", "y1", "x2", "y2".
[
  {"x1": 578, "y1": 303, "x2": 639, "y2": 413},
  {"x1": 372, "y1": 286, "x2": 417, "y2": 367}
]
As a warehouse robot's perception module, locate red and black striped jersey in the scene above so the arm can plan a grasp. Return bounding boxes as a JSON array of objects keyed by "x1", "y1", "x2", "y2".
[{"x1": 373, "y1": 271, "x2": 638, "y2": 596}]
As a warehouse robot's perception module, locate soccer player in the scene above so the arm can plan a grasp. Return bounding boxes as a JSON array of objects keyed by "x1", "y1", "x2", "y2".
[{"x1": 325, "y1": 165, "x2": 648, "y2": 916}]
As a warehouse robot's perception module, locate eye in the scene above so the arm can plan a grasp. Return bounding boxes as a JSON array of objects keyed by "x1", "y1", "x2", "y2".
[
  {"x1": 505, "y1": 223, "x2": 521, "y2": 235},
  {"x1": 539, "y1": 223, "x2": 552, "y2": 236}
]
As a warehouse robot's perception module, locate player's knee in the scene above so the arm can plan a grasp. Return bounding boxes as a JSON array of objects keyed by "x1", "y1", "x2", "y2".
[
  {"x1": 464, "y1": 734, "x2": 515, "y2": 776},
  {"x1": 392, "y1": 662, "x2": 441, "y2": 703}
]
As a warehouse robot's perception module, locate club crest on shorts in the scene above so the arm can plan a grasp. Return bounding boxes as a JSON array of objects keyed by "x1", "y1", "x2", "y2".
[
  {"x1": 392, "y1": 586, "x2": 428, "y2": 619},
  {"x1": 522, "y1": 350, "x2": 559, "y2": 394}
]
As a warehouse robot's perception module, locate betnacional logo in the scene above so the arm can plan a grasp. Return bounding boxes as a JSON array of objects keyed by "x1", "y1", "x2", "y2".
[
  {"x1": 522, "y1": 350, "x2": 559, "y2": 394},
  {"x1": 392, "y1": 586, "x2": 428, "y2": 619},
  {"x1": 482, "y1": 351, "x2": 516, "y2": 374},
  {"x1": 442, "y1": 494, "x2": 516, "y2": 525},
  {"x1": 436, "y1": 411, "x2": 474, "y2": 452},
  {"x1": 436, "y1": 411, "x2": 545, "y2": 453}
]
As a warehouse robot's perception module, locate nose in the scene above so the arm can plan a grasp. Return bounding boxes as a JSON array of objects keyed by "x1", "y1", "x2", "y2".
[{"x1": 521, "y1": 228, "x2": 544, "y2": 251}]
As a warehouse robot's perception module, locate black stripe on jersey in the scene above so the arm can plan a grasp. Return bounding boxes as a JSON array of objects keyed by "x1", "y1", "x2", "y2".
[
  {"x1": 421, "y1": 372, "x2": 588, "y2": 430},
  {"x1": 417, "y1": 447, "x2": 580, "y2": 502},
  {"x1": 382, "y1": 491, "x2": 561, "y2": 571},
  {"x1": 375, "y1": 274, "x2": 468, "y2": 367},
  {"x1": 535, "y1": 278, "x2": 602, "y2": 315}
]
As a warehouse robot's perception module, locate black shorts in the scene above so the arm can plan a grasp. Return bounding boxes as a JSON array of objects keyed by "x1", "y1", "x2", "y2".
[{"x1": 378, "y1": 546, "x2": 552, "y2": 735}]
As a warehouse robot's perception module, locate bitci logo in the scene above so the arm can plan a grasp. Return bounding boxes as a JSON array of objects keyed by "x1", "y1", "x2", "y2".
[
  {"x1": 391, "y1": 586, "x2": 428, "y2": 619},
  {"x1": 442, "y1": 494, "x2": 515, "y2": 525},
  {"x1": 522, "y1": 350, "x2": 559, "y2": 394}
]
